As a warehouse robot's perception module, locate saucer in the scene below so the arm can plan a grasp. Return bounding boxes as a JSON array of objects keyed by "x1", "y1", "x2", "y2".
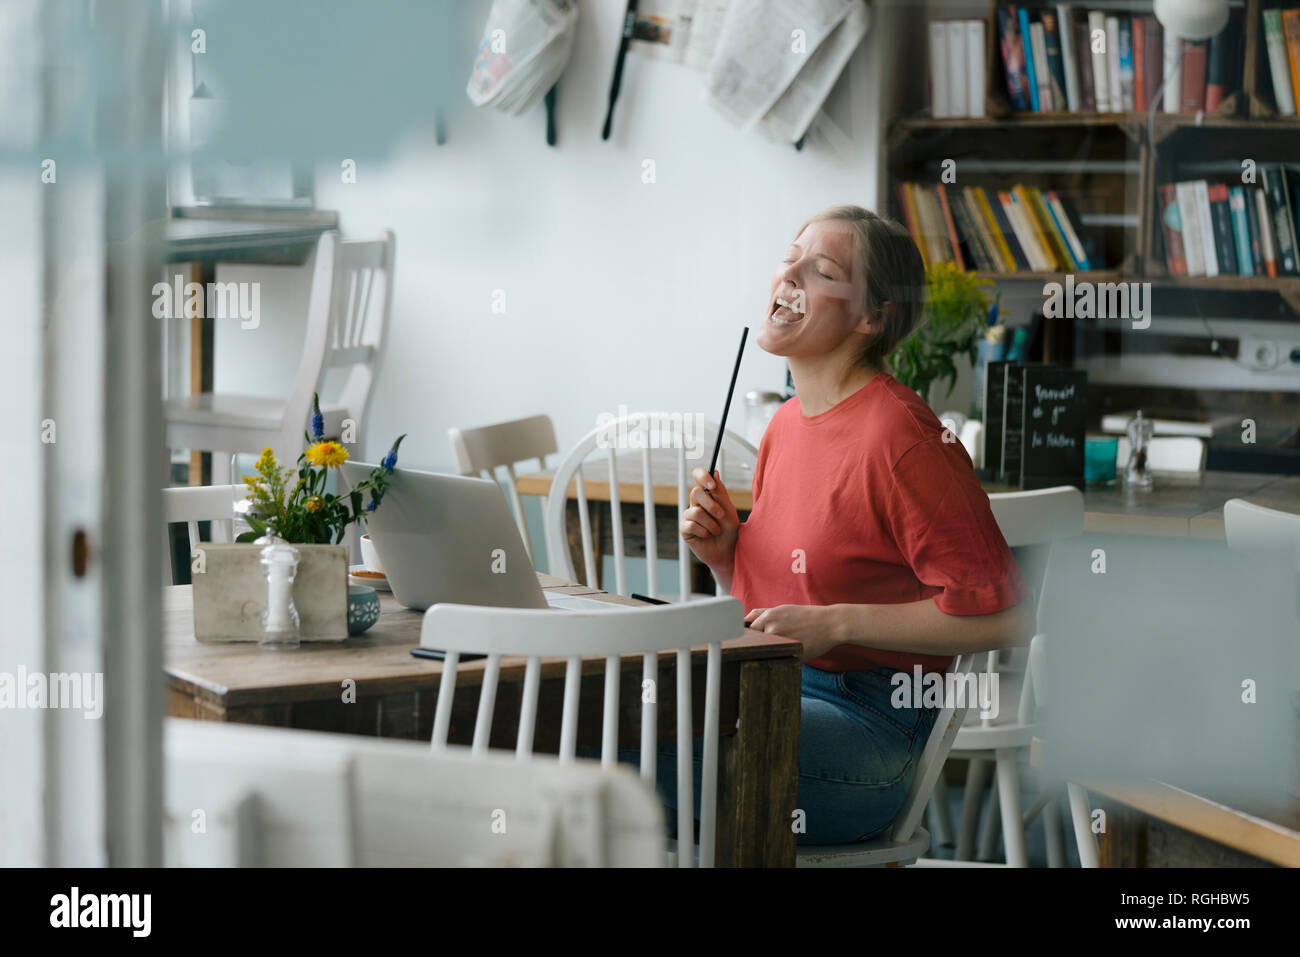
[{"x1": 349, "y1": 564, "x2": 391, "y2": 591}]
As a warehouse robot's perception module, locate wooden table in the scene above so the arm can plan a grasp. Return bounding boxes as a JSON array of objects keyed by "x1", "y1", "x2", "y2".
[
  {"x1": 1087, "y1": 779, "x2": 1300, "y2": 867},
  {"x1": 164, "y1": 573, "x2": 802, "y2": 867}
]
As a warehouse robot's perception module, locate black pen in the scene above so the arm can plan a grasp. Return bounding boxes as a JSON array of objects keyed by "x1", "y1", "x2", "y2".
[{"x1": 707, "y1": 327, "x2": 749, "y2": 478}]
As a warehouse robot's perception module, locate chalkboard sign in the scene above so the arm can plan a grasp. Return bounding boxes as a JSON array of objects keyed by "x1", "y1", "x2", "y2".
[
  {"x1": 980, "y1": 361, "x2": 1011, "y2": 480},
  {"x1": 1018, "y1": 366, "x2": 1087, "y2": 490},
  {"x1": 1000, "y1": 362, "x2": 1042, "y2": 485}
]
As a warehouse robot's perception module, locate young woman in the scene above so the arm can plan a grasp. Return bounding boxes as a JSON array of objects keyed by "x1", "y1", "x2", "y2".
[{"x1": 679, "y1": 206, "x2": 1035, "y2": 845}]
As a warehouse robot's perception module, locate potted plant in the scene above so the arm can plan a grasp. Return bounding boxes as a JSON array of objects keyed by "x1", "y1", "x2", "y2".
[
  {"x1": 189, "y1": 394, "x2": 406, "y2": 643},
  {"x1": 887, "y1": 262, "x2": 994, "y2": 406},
  {"x1": 237, "y1": 394, "x2": 405, "y2": 546}
]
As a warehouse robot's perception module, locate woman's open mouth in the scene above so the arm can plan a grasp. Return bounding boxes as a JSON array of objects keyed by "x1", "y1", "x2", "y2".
[{"x1": 769, "y1": 296, "x2": 805, "y2": 325}]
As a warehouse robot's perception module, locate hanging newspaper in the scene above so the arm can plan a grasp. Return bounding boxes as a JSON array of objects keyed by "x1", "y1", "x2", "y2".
[
  {"x1": 467, "y1": 0, "x2": 579, "y2": 116},
  {"x1": 704, "y1": 0, "x2": 870, "y2": 144},
  {"x1": 629, "y1": 0, "x2": 731, "y2": 70}
]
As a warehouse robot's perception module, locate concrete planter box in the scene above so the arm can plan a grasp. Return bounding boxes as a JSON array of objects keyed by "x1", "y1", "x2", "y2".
[{"x1": 190, "y1": 543, "x2": 349, "y2": 642}]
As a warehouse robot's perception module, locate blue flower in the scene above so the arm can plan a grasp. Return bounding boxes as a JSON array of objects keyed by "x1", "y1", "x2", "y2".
[
  {"x1": 366, "y1": 493, "x2": 381, "y2": 512},
  {"x1": 311, "y1": 393, "x2": 325, "y2": 442},
  {"x1": 382, "y1": 434, "x2": 406, "y2": 475}
]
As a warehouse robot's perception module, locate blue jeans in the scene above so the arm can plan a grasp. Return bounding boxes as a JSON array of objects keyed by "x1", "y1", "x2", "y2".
[{"x1": 612, "y1": 664, "x2": 938, "y2": 846}]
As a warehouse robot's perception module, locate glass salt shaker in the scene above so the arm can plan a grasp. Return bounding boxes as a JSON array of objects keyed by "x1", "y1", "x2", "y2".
[
  {"x1": 1124, "y1": 411, "x2": 1154, "y2": 491},
  {"x1": 259, "y1": 543, "x2": 301, "y2": 649}
]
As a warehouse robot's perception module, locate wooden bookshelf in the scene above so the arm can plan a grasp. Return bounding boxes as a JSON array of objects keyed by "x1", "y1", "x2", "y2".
[{"x1": 888, "y1": 0, "x2": 1300, "y2": 313}]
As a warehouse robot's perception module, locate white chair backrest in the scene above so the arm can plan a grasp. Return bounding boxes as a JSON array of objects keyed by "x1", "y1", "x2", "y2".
[
  {"x1": 891, "y1": 653, "x2": 975, "y2": 842},
  {"x1": 987, "y1": 485, "x2": 1086, "y2": 550},
  {"x1": 277, "y1": 229, "x2": 338, "y2": 464},
  {"x1": 985, "y1": 486, "x2": 1085, "y2": 725},
  {"x1": 164, "y1": 719, "x2": 664, "y2": 867},
  {"x1": 162, "y1": 484, "x2": 250, "y2": 585},
  {"x1": 1224, "y1": 497, "x2": 1300, "y2": 571},
  {"x1": 448, "y1": 413, "x2": 558, "y2": 562},
  {"x1": 422, "y1": 596, "x2": 742, "y2": 867},
  {"x1": 324, "y1": 230, "x2": 395, "y2": 430},
  {"x1": 1115, "y1": 434, "x2": 1206, "y2": 475},
  {"x1": 544, "y1": 414, "x2": 757, "y2": 600}
]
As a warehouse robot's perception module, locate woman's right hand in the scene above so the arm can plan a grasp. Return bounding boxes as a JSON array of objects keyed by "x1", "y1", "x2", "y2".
[{"x1": 680, "y1": 467, "x2": 740, "y2": 580}]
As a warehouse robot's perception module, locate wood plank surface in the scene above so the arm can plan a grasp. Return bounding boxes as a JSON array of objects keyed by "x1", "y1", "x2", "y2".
[{"x1": 1088, "y1": 780, "x2": 1300, "y2": 868}]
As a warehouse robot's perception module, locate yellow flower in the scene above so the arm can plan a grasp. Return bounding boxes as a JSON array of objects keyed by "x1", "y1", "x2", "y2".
[
  {"x1": 256, "y1": 447, "x2": 276, "y2": 470},
  {"x1": 305, "y1": 496, "x2": 323, "y2": 512},
  {"x1": 306, "y1": 441, "x2": 349, "y2": 469}
]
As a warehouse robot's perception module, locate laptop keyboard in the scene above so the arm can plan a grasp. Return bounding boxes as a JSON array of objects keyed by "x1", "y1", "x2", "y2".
[{"x1": 544, "y1": 593, "x2": 632, "y2": 611}]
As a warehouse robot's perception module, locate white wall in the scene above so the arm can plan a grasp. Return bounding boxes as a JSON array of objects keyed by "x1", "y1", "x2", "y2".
[{"x1": 215, "y1": 1, "x2": 918, "y2": 476}]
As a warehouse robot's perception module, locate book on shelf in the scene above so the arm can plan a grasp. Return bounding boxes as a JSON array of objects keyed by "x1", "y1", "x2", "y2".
[
  {"x1": 1020, "y1": 7, "x2": 1041, "y2": 111},
  {"x1": 1041, "y1": 10, "x2": 1070, "y2": 111},
  {"x1": 1262, "y1": 9, "x2": 1297, "y2": 115},
  {"x1": 1285, "y1": 11, "x2": 1300, "y2": 113},
  {"x1": 929, "y1": 18, "x2": 986, "y2": 118},
  {"x1": 1158, "y1": 172, "x2": 1300, "y2": 278},
  {"x1": 1117, "y1": 17, "x2": 1135, "y2": 111},
  {"x1": 1057, "y1": 4, "x2": 1082, "y2": 111},
  {"x1": 992, "y1": 5, "x2": 1241, "y2": 116},
  {"x1": 898, "y1": 181, "x2": 1096, "y2": 275},
  {"x1": 997, "y1": 7, "x2": 1032, "y2": 111},
  {"x1": 1180, "y1": 38, "x2": 1209, "y2": 113},
  {"x1": 1262, "y1": 165, "x2": 1299, "y2": 274},
  {"x1": 1156, "y1": 184, "x2": 1187, "y2": 276}
]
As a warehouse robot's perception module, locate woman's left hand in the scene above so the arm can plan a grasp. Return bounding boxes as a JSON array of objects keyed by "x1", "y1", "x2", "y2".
[{"x1": 745, "y1": 604, "x2": 842, "y2": 661}]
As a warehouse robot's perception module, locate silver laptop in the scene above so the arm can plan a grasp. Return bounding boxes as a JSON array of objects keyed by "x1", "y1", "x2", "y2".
[{"x1": 339, "y1": 462, "x2": 622, "y2": 613}]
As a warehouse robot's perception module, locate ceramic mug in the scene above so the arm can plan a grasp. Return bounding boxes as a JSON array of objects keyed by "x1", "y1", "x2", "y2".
[{"x1": 359, "y1": 534, "x2": 385, "y2": 573}]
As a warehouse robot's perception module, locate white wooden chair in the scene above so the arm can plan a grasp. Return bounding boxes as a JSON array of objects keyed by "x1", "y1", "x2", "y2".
[
  {"x1": 164, "y1": 718, "x2": 664, "y2": 867},
  {"x1": 1115, "y1": 435, "x2": 1206, "y2": 476},
  {"x1": 314, "y1": 230, "x2": 396, "y2": 445},
  {"x1": 1224, "y1": 498, "x2": 1300, "y2": 571},
  {"x1": 161, "y1": 483, "x2": 249, "y2": 585},
  {"x1": 544, "y1": 414, "x2": 757, "y2": 600},
  {"x1": 163, "y1": 230, "x2": 394, "y2": 485},
  {"x1": 795, "y1": 653, "x2": 976, "y2": 868},
  {"x1": 422, "y1": 595, "x2": 742, "y2": 867},
  {"x1": 448, "y1": 413, "x2": 557, "y2": 563},
  {"x1": 164, "y1": 230, "x2": 336, "y2": 485},
  {"x1": 942, "y1": 485, "x2": 1085, "y2": 867}
]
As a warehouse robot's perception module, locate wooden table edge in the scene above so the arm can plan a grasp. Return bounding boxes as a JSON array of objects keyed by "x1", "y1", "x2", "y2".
[
  {"x1": 1083, "y1": 779, "x2": 1300, "y2": 868},
  {"x1": 165, "y1": 581, "x2": 801, "y2": 709}
]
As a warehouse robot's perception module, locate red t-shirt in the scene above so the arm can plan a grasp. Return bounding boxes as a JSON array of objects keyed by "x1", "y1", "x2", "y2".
[{"x1": 731, "y1": 372, "x2": 1027, "y2": 675}]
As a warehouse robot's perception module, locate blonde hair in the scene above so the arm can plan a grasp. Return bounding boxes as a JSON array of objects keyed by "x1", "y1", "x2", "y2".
[{"x1": 794, "y1": 205, "x2": 925, "y2": 369}]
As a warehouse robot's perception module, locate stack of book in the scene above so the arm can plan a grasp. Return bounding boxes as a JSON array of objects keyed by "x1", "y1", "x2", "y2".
[
  {"x1": 996, "y1": 4, "x2": 1242, "y2": 114},
  {"x1": 897, "y1": 182, "x2": 1094, "y2": 274},
  {"x1": 929, "y1": 19, "x2": 987, "y2": 118},
  {"x1": 1262, "y1": 9, "x2": 1300, "y2": 116},
  {"x1": 1156, "y1": 168, "x2": 1300, "y2": 277}
]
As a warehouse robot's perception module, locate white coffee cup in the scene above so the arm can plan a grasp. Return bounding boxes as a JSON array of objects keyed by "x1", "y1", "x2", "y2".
[{"x1": 359, "y1": 534, "x2": 385, "y2": 573}]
